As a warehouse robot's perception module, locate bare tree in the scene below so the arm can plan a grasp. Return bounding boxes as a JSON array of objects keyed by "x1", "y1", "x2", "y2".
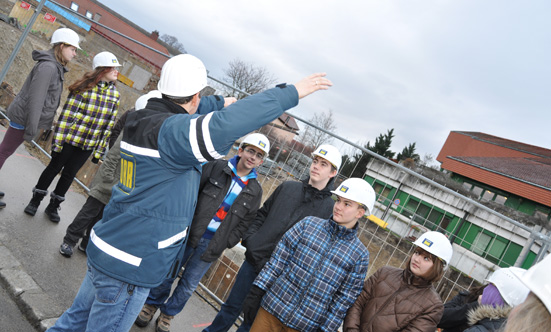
[
  {"x1": 159, "y1": 34, "x2": 186, "y2": 54},
  {"x1": 220, "y1": 59, "x2": 277, "y2": 99},
  {"x1": 299, "y1": 110, "x2": 337, "y2": 149},
  {"x1": 420, "y1": 153, "x2": 439, "y2": 169}
]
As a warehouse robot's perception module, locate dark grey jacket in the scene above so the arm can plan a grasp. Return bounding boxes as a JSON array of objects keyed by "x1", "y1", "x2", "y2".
[
  {"x1": 187, "y1": 158, "x2": 263, "y2": 262},
  {"x1": 7, "y1": 49, "x2": 67, "y2": 141},
  {"x1": 88, "y1": 135, "x2": 122, "y2": 205},
  {"x1": 242, "y1": 177, "x2": 335, "y2": 273}
]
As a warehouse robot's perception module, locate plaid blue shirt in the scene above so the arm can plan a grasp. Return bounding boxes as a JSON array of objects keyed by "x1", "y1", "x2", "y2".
[
  {"x1": 52, "y1": 81, "x2": 119, "y2": 159},
  {"x1": 254, "y1": 216, "x2": 369, "y2": 332}
]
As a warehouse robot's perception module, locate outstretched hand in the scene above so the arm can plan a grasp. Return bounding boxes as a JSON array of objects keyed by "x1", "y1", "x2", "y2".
[
  {"x1": 223, "y1": 97, "x2": 237, "y2": 107},
  {"x1": 294, "y1": 73, "x2": 332, "y2": 99}
]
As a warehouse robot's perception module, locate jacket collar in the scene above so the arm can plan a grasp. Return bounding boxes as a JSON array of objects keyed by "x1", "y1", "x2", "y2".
[
  {"x1": 325, "y1": 217, "x2": 359, "y2": 240},
  {"x1": 145, "y1": 98, "x2": 190, "y2": 115},
  {"x1": 226, "y1": 155, "x2": 258, "y2": 181},
  {"x1": 403, "y1": 268, "x2": 433, "y2": 287},
  {"x1": 467, "y1": 305, "x2": 511, "y2": 326}
]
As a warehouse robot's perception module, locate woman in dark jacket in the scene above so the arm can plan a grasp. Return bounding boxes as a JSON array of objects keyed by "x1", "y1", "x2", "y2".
[
  {"x1": 344, "y1": 231, "x2": 453, "y2": 332},
  {"x1": 463, "y1": 267, "x2": 530, "y2": 332},
  {"x1": 0, "y1": 28, "x2": 79, "y2": 208},
  {"x1": 438, "y1": 285, "x2": 486, "y2": 332}
]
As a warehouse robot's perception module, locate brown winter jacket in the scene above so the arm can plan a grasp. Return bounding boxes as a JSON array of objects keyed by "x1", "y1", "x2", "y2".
[{"x1": 343, "y1": 266, "x2": 444, "y2": 332}]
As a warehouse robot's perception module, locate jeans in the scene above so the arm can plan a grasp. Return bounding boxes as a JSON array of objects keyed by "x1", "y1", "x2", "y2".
[
  {"x1": 147, "y1": 237, "x2": 213, "y2": 316},
  {"x1": 203, "y1": 260, "x2": 258, "y2": 332},
  {"x1": 47, "y1": 263, "x2": 150, "y2": 332},
  {"x1": 0, "y1": 126, "x2": 25, "y2": 170},
  {"x1": 63, "y1": 196, "x2": 105, "y2": 247},
  {"x1": 36, "y1": 143, "x2": 92, "y2": 196}
]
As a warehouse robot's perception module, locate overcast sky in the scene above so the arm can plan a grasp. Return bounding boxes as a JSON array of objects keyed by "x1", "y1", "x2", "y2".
[{"x1": 99, "y1": 0, "x2": 550, "y2": 159}]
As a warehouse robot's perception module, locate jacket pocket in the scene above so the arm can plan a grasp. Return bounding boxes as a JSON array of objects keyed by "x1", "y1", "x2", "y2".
[{"x1": 201, "y1": 177, "x2": 224, "y2": 199}]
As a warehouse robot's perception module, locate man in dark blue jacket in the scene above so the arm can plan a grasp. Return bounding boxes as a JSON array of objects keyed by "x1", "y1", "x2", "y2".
[{"x1": 46, "y1": 53, "x2": 332, "y2": 332}]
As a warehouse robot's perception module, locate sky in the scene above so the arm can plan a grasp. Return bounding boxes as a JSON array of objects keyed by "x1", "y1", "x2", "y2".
[{"x1": 98, "y1": 0, "x2": 550, "y2": 159}]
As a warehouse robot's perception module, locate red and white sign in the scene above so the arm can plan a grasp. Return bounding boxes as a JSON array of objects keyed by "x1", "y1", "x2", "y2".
[
  {"x1": 44, "y1": 13, "x2": 56, "y2": 23},
  {"x1": 20, "y1": 1, "x2": 31, "y2": 10}
]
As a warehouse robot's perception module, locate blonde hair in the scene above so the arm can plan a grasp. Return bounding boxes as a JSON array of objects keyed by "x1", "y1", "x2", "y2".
[{"x1": 503, "y1": 293, "x2": 551, "y2": 332}]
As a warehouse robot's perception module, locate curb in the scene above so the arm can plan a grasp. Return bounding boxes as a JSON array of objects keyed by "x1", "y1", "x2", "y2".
[{"x1": 0, "y1": 244, "x2": 62, "y2": 331}]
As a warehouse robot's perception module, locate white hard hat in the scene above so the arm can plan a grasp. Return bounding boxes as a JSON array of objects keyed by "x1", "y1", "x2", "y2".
[
  {"x1": 312, "y1": 144, "x2": 342, "y2": 170},
  {"x1": 331, "y1": 178, "x2": 376, "y2": 215},
  {"x1": 51, "y1": 28, "x2": 80, "y2": 49},
  {"x1": 157, "y1": 54, "x2": 208, "y2": 97},
  {"x1": 135, "y1": 90, "x2": 162, "y2": 110},
  {"x1": 413, "y1": 231, "x2": 453, "y2": 267},
  {"x1": 239, "y1": 133, "x2": 270, "y2": 156},
  {"x1": 93, "y1": 51, "x2": 121, "y2": 69},
  {"x1": 512, "y1": 253, "x2": 551, "y2": 314},
  {"x1": 486, "y1": 267, "x2": 529, "y2": 307}
]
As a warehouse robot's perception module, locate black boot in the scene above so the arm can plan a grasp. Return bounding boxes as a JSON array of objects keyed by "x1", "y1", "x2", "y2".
[
  {"x1": 45, "y1": 192, "x2": 65, "y2": 223},
  {"x1": 0, "y1": 200, "x2": 5, "y2": 209},
  {"x1": 24, "y1": 188, "x2": 48, "y2": 216}
]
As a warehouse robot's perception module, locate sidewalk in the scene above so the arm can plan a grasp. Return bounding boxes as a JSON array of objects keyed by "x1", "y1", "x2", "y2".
[{"x1": 0, "y1": 123, "x2": 236, "y2": 331}]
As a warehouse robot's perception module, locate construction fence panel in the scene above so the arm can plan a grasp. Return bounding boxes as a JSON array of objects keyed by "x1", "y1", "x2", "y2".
[{"x1": 200, "y1": 107, "x2": 551, "y2": 304}]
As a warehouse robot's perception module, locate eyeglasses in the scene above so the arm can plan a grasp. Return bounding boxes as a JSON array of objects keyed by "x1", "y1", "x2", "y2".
[{"x1": 244, "y1": 148, "x2": 265, "y2": 159}]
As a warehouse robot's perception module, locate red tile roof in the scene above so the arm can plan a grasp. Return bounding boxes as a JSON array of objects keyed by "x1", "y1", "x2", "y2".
[
  {"x1": 437, "y1": 131, "x2": 551, "y2": 206},
  {"x1": 279, "y1": 113, "x2": 300, "y2": 131},
  {"x1": 454, "y1": 131, "x2": 551, "y2": 158},
  {"x1": 450, "y1": 156, "x2": 551, "y2": 189}
]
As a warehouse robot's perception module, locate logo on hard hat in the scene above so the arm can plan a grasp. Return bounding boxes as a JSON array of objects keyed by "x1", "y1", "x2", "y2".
[
  {"x1": 112, "y1": 59, "x2": 117, "y2": 63},
  {"x1": 339, "y1": 186, "x2": 349, "y2": 193},
  {"x1": 422, "y1": 238, "x2": 433, "y2": 247},
  {"x1": 259, "y1": 141, "x2": 266, "y2": 148},
  {"x1": 319, "y1": 149, "x2": 327, "y2": 155}
]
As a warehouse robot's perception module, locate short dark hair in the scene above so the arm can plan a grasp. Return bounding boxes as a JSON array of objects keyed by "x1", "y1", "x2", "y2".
[
  {"x1": 406, "y1": 247, "x2": 445, "y2": 283},
  {"x1": 161, "y1": 93, "x2": 195, "y2": 105}
]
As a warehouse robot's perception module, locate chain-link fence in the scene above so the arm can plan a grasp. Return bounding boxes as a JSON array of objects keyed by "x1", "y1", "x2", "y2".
[{"x1": 200, "y1": 110, "x2": 551, "y2": 304}]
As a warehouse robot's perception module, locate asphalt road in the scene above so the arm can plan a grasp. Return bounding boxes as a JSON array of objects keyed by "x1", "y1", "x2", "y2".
[{"x1": 0, "y1": 124, "x2": 237, "y2": 332}]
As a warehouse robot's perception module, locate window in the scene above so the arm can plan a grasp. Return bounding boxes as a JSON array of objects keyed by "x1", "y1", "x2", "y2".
[
  {"x1": 426, "y1": 209, "x2": 444, "y2": 229},
  {"x1": 403, "y1": 198, "x2": 419, "y2": 218},
  {"x1": 471, "y1": 186, "x2": 483, "y2": 197},
  {"x1": 412, "y1": 203, "x2": 430, "y2": 224},
  {"x1": 85, "y1": 11, "x2": 93, "y2": 19},
  {"x1": 462, "y1": 182, "x2": 472, "y2": 190},
  {"x1": 534, "y1": 206, "x2": 551, "y2": 220},
  {"x1": 472, "y1": 232, "x2": 491, "y2": 256},
  {"x1": 440, "y1": 215, "x2": 452, "y2": 232},
  {"x1": 472, "y1": 231, "x2": 509, "y2": 265},
  {"x1": 93, "y1": 13, "x2": 102, "y2": 22},
  {"x1": 70, "y1": 2, "x2": 79, "y2": 11},
  {"x1": 495, "y1": 195, "x2": 507, "y2": 205},
  {"x1": 482, "y1": 190, "x2": 495, "y2": 201},
  {"x1": 373, "y1": 182, "x2": 392, "y2": 204}
]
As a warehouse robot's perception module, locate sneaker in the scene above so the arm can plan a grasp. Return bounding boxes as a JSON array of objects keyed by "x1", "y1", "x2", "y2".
[
  {"x1": 135, "y1": 304, "x2": 158, "y2": 327},
  {"x1": 59, "y1": 243, "x2": 74, "y2": 257},
  {"x1": 156, "y1": 312, "x2": 174, "y2": 332},
  {"x1": 77, "y1": 242, "x2": 87, "y2": 254}
]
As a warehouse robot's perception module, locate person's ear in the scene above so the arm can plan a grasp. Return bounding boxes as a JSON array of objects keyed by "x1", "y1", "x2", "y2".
[
  {"x1": 355, "y1": 207, "x2": 366, "y2": 219},
  {"x1": 192, "y1": 92, "x2": 201, "y2": 106}
]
